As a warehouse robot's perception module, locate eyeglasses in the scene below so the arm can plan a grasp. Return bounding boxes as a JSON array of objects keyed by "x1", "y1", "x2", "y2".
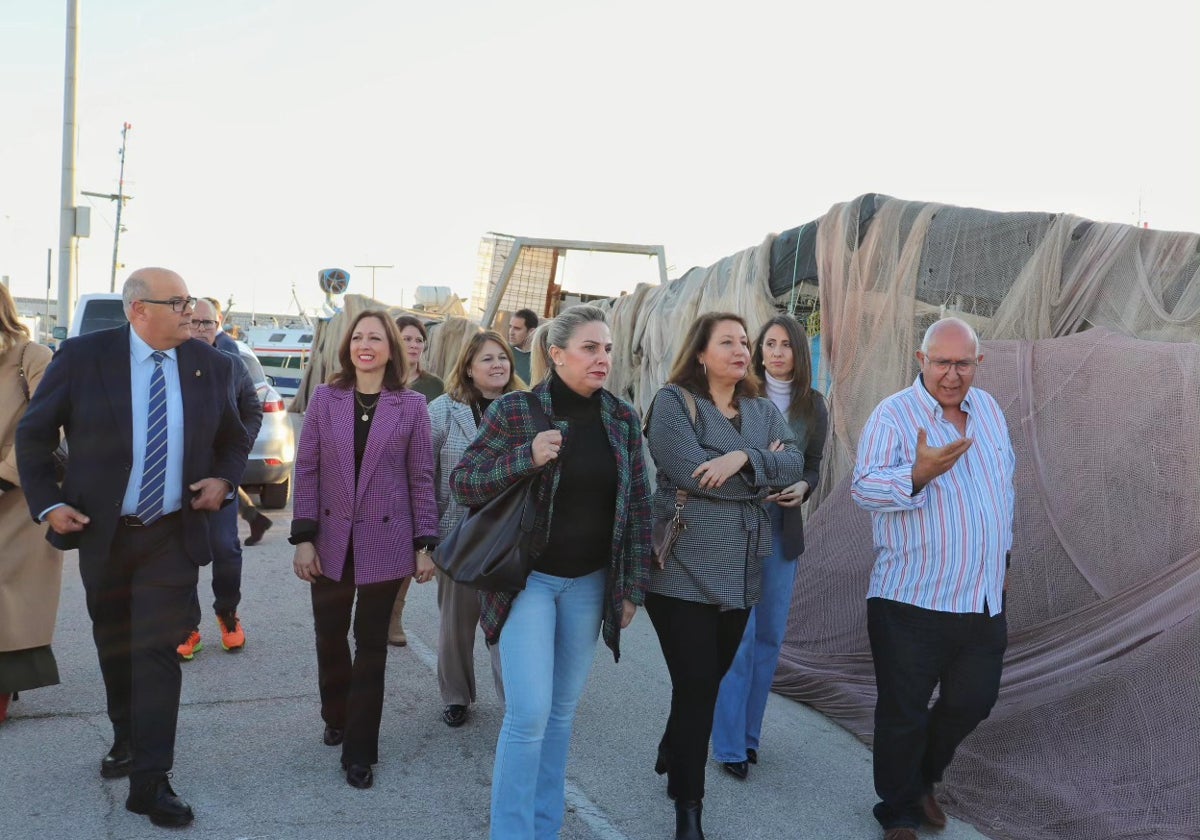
[
  {"x1": 191, "y1": 319, "x2": 218, "y2": 329},
  {"x1": 928, "y1": 358, "x2": 979, "y2": 374},
  {"x1": 140, "y1": 296, "x2": 197, "y2": 313}
]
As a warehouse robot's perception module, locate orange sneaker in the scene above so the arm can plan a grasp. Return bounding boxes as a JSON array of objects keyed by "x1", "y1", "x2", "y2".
[
  {"x1": 177, "y1": 630, "x2": 203, "y2": 661},
  {"x1": 217, "y1": 613, "x2": 245, "y2": 651}
]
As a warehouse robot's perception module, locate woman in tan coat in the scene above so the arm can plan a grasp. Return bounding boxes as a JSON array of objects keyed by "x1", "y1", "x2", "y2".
[{"x1": 0, "y1": 284, "x2": 63, "y2": 724}]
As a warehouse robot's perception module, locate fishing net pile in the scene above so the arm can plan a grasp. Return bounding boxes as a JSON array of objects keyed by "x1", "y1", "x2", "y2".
[
  {"x1": 289, "y1": 296, "x2": 477, "y2": 412},
  {"x1": 775, "y1": 195, "x2": 1200, "y2": 840}
]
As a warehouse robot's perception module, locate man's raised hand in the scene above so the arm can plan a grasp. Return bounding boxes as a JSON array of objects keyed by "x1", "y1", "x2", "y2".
[{"x1": 911, "y1": 428, "x2": 973, "y2": 494}]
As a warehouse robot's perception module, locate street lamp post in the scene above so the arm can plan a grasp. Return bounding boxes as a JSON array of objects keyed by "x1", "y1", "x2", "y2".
[{"x1": 353, "y1": 263, "x2": 393, "y2": 301}]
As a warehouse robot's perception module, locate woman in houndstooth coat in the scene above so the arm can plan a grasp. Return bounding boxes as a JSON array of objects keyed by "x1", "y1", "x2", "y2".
[
  {"x1": 645, "y1": 312, "x2": 808, "y2": 840},
  {"x1": 290, "y1": 310, "x2": 439, "y2": 790},
  {"x1": 426, "y1": 329, "x2": 522, "y2": 728}
]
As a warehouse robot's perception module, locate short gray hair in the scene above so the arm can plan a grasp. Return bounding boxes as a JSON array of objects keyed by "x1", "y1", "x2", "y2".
[
  {"x1": 122, "y1": 273, "x2": 150, "y2": 316},
  {"x1": 920, "y1": 316, "x2": 979, "y2": 356},
  {"x1": 547, "y1": 304, "x2": 607, "y2": 351}
]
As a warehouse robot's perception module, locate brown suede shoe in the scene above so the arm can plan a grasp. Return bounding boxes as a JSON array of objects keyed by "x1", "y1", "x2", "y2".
[
  {"x1": 884, "y1": 828, "x2": 918, "y2": 840},
  {"x1": 921, "y1": 791, "x2": 948, "y2": 828}
]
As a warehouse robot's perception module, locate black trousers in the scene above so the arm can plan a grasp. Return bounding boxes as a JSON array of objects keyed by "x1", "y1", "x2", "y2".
[
  {"x1": 84, "y1": 512, "x2": 199, "y2": 787},
  {"x1": 867, "y1": 597, "x2": 1007, "y2": 830},
  {"x1": 310, "y1": 562, "x2": 402, "y2": 767},
  {"x1": 646, "y1": 592, "x2": 750, "y2": 802}
]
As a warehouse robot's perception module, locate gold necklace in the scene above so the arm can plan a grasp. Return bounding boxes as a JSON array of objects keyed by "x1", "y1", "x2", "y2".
[{"x1": 355, "y1": 390, "x2": 380, "y2": 421}]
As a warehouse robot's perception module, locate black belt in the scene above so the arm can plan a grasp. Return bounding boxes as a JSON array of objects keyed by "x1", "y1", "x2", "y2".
[{"x1": 118, "y1": 510, "x2": 181, "y2": 528}]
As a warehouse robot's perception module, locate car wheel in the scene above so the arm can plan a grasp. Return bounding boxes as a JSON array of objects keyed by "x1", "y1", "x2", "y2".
[{"x1": 260, "y1": 478, "x2": 290, "y2": 510}]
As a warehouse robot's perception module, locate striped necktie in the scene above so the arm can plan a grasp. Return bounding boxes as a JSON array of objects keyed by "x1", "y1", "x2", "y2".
[{"x1": 135, "y1": 351, "x2": 169, "y2": 524}]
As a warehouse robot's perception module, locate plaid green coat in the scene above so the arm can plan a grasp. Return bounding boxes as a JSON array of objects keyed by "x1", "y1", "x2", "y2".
[{"x1": 449, "y1": 379, "x2": 652, "y2": 661}]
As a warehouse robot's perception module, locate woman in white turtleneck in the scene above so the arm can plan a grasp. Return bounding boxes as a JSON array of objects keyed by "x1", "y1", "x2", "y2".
[{"x1": 710, "y1": 314, "x2": 828, "y2": 782}]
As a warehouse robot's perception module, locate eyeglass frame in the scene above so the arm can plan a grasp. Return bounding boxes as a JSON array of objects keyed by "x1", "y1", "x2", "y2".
[
  {"x1": 190, "y1": 319, "x2": 219, "y2": 329},
  {"x1": 926, "y1": 357, "x2": 980, "y2": 374},
  {"x1": 139, "y1": 296, "x2": 197, "y2": 313}
]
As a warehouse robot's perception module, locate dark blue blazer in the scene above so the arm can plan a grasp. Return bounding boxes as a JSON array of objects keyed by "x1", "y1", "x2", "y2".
[{"x1": 16, "y1": 325, "x2": 251, "y2": 587}]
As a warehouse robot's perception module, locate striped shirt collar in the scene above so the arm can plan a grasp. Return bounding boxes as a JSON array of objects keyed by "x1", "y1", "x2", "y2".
[{"x1": 911, "y1": 374, "x2": 973, "y2": 420}]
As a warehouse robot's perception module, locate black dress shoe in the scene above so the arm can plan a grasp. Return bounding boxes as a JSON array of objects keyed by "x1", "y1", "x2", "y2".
[
  {"x1": 721, "y1": 760, "x2": 749, "y2": 780},
  {"x1": 345, "y1": 763, "x2": 374, "y2": 789},
  {"x1": 746, "y1": 748, "x2": 758, "y2": 764},
  {"x1": 442, "y1": 704, "x2": 468, "y2": 728},
  {"x1": 674, "y1": 799, "x2": 705, "y2": 840},
  {"x1": 245, "y1": 512, "x2": 272, "y2": 546},
  {"x1": 100, "y1": 740, "x2": 133, "y2": 779},
  {"x1": 125, "y1": 777, "x2": 194, "y2": 827},
  {"x1": 323, "y1": 725, "x2": 344, "y2": 746}
]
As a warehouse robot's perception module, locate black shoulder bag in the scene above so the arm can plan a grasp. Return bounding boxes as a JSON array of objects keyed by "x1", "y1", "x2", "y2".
[{"x1": 434, "y1": 392, "x2": 552, "y2": 592}]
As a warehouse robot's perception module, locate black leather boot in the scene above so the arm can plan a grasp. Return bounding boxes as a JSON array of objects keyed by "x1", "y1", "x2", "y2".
[{"x1": 674, "y1": 799, "x2": 704, "y2": 840}]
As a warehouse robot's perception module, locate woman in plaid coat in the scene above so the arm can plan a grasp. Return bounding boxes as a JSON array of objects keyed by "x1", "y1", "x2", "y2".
[
  {"x1": 450, "y1": 305, "x2": 652, "y2": 840},
  {"x1": 290, "y1": 311, "x2": 439, "y2": 790}
]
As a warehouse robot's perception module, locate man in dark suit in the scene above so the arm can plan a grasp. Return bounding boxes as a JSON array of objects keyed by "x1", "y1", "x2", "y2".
[{"x1": 16, "y1": 267, "x2": 250, "y2": 828}]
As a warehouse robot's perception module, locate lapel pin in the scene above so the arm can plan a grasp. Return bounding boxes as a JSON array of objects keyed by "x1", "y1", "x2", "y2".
[{"x1": 195, "y1": 370, "x2": 202, "y2": 377}]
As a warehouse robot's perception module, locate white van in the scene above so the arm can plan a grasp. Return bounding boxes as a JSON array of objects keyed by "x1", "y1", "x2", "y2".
[{"x1": 66, "y1": 293, "x2": 127, "y2": 338}]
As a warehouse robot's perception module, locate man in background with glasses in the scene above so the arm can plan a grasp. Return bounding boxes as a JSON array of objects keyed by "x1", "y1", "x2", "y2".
[
  {"x1": 850, "y1": 316, "x2": 1015, "y2": 840},
  {"x1": 17, "y1": 267, "x2": 251, "y2": 829},
  {"x1": 176, "y1": 297, "x2": 263, "y2": 660}
]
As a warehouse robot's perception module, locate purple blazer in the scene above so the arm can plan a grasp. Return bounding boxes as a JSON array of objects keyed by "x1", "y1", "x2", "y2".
[{"x1": 293, "y1": 384, "x2": 439, "y2": 585}]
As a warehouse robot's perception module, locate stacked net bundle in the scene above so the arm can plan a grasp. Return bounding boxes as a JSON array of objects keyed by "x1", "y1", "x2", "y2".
[
  {"x1": 289, "y1": 296, "x2": 480, "y2": 412},
  {"x1": 424, "y1": 316, "x2": 483, "y2": 381},
  {"x1": 813, "y1": 195, "x2": 1200, "y2": 506},
  {"x1": 776, "y1": 330, "x2": 1200, "y2": 839},
  {"x1": 603, "y1": 234, "x2": 779, "y2": 415}
]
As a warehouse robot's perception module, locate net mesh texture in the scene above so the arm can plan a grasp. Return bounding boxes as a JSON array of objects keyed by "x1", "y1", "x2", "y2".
[{"x1": 781, "y1": 195, "x2": 1200, "y2": 840}]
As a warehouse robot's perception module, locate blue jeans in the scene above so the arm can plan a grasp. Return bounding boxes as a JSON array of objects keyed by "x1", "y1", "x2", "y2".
[
  {"x1": 207, "y1": 497, "x2": 243, "y2": 617},
  {"x1": 490, "y1": 569, "x2": 605, "y2": 840},
  {"x1": 711, "y1": 505, "x2": 796, "y2": 763}
]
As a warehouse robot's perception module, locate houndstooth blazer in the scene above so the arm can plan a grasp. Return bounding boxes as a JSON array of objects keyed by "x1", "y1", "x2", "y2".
[
  {"x1": 646, "y1": 384, "x2": 807, "y2": 609},
  {"x1": 427, "y1": 394, "x2": 478, "y2": 539},
  {"x1": 292, "y1": 384, "x2": 439, "y2": 586}
]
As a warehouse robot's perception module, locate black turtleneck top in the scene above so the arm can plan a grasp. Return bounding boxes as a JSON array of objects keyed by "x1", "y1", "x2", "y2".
[{"x1": 538, "y1": 371, "x2": 617, "y2": 578}]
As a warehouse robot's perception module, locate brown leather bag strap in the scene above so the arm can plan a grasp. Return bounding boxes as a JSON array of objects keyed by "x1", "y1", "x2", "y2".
[{"x1": 16, "y1": 342, "x2": 31, "y2": 402}]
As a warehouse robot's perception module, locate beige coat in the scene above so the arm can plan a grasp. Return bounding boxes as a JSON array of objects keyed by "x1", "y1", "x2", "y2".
[{"x1": 0, "y1": 339, "x2": 63, "y2": 653}]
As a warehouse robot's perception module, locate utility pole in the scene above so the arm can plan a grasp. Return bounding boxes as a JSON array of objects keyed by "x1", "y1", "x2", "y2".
[
  {"x1": 353, "y1": 263, "x2": 393, "y2": 301},
  {"x1": 111, "y1": 122, "x2": 131, "y2": 291},
  {"x1": 57, "y1": 0, "x2": 81, "y2": 330},
  {"x1": 46, "y1": 249, "x2": 53, "y2": 340},
  {"x1": 82, "y1": 122, "x2": 133, "y2": 293}
]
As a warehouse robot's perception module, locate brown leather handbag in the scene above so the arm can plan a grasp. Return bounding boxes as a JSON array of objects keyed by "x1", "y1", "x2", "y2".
[{"x1": 645, "y1": 388, "x2": 699, "y2": 570}]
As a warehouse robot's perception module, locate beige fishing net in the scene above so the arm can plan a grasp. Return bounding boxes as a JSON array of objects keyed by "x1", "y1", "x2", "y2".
[
  {"x1": 778, "y1": 195, "x2": 1200, "y2": 840},
  {"x1": 289, "y1": 296, "x2": 480, "y2": 412}
]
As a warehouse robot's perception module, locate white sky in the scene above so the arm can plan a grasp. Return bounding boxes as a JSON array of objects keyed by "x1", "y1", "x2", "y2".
[{"x1": 3, "y1": 0, "x2": 1198, "y2": 316}]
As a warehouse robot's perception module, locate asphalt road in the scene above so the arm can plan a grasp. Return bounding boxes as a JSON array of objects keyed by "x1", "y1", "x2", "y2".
[{"x1": 0, "y1": 491, "x2": 990, "y2": 840}]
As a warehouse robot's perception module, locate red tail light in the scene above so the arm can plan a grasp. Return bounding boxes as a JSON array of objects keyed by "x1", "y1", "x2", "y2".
[
  {"x1": 257, "y1": 384, "x2": 286, "y2": 412},
  {"x1": 265, "y1": 458, "x2": 283, "y2": 466}
]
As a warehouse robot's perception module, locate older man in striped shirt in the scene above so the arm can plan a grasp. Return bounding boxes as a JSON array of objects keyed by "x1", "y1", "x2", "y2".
[{"x1": 851, "y1": 317, "x2": 1015, "y2": 840}]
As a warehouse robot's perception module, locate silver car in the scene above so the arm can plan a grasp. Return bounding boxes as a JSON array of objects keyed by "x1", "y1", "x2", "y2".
[{"x1": 234, "y1": 342, "x2": 295, "y2": 509}]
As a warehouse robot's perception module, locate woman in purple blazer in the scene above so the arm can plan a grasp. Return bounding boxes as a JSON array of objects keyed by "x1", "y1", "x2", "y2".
[{"x1": 290, "y1": 310, "x2": 439, "y2": 789}]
